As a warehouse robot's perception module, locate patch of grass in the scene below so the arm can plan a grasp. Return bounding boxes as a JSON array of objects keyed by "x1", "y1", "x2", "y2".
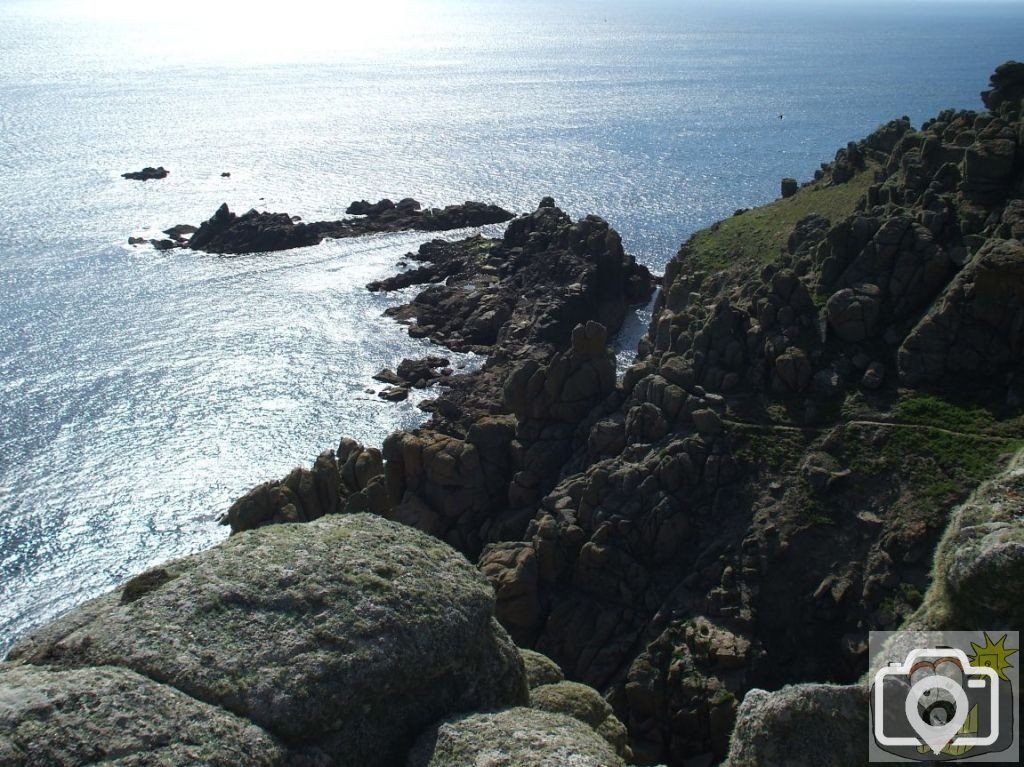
[
  {"x1": 880, "y1": 428, "x2": 1024, "y2": 504},
  {"x1": 681, "y1": 167, "x2": 876, "y2": 272},
  {"x1": 733, "y1": 427, "x2": 811, "y2": 471},
  {"x1": 893, "y1": 392, "x2": 1024, "y2": 439}
]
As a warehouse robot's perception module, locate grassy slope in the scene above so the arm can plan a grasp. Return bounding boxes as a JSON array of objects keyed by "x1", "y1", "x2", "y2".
[{"x1": 682, "y1": 167, "x2": 877, "y2": 271}]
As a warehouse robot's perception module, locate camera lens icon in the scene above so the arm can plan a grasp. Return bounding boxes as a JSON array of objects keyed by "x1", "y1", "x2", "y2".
[
  {"x1": 873, "y1": 647, "x2": 1000, "y2": 756},
  {"x1": 911, "y1": 657, "x2": 966, "y2": 727}
]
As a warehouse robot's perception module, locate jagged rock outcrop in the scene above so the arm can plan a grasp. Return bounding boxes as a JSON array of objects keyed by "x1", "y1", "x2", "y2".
[
  {"x1": 474, "y1": 64, "x2": 1024, "y2": 765},
  {"x1": 898, "y1": 237, "x2": 1024, "y2": 385},
  {"x1": 150, "y1": 199, "x2": 514, "y2": 254},
  {"x1": 6, "y1": 514, "x2": 528, "y2": 766},
  {"x1": 225, "y1": 203, "x2": 655, "y2": 556}
]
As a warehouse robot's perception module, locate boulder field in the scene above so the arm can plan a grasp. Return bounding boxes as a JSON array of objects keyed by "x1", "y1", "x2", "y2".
[{"x1": 8, "y1": 62, "x2": 1024, "y2": 765}]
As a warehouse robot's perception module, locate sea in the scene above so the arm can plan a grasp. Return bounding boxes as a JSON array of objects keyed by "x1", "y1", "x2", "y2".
[{"x1": 1, "y1": 0, "x2": 1021, "y2": 655}]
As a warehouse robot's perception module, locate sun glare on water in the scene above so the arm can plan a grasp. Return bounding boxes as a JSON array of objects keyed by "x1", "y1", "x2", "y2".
[{"x1": 47, "y1": 0, "x2": 432, "y2": 64}]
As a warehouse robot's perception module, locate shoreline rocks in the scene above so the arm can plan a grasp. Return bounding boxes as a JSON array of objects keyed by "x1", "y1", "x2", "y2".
[{"x1": 149, "y1": 198, "x2": 515, "y2": 254}]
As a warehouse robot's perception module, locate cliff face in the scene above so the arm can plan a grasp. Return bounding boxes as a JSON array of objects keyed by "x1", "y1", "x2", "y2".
[{"x1": 478, "y1": 63, "x2": 1024, "y2": 764}]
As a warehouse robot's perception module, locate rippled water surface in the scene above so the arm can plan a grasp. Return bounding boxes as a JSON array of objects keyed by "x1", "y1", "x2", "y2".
[{"x1": 1, "y1": 0, "x2": 1022, "y2": 653}]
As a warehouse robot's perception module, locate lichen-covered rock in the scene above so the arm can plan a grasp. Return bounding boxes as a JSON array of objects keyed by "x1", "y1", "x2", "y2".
[
  {"x1": 725, "y1": 684, "x2": 868, "y2": 767},
  {"x1": 530, "y1": 681, "x2": 632, "y2": 759},
  {"x1": 909, "y1": 450, "x2": 1024, "y2": 629},
  {"x1": 407, "y1": 707, "x2": 625, "y2": 767},
  {"x1": 520, "y1": 648, "x2": 565, "y2": 689},
  {"x1": 8, "y1": 514, "x2": 528, "y2": 766},
  {"x1": 0, "y1": 664, "x2": 288, "y2": 766}
]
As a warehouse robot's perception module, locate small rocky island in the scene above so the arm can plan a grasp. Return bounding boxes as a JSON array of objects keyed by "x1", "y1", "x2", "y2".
[
  {"x1": 132, "y1": 197, "x2": 515, "y2": 254},
  {"x1": 121, "y1": 166, "x2": 168, "y2": 181},
  {"x1": 5, "y1": 62, "x2": 1024, "y2": 766}
]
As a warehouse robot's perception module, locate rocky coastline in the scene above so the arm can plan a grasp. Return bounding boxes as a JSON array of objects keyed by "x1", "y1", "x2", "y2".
[
  {"x1": 4, "y1": 62, "x2": 1024, "y2": 766},
  {"x1": 131, "y1": 198, "x2": 515, "y2": 254}
]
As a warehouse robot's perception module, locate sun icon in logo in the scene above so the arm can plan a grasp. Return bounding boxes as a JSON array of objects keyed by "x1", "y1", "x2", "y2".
[{"x1": 968, "y1": 632, "x2": 1018, "y2": 682}]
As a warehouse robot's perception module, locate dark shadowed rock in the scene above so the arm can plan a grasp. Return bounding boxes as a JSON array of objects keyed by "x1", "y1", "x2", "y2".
[
  {"x1": 122, "y1": 166, "x2": 168, "y2": 181},
  {"x1": 899, "y1": 239, "x2": 1024, "y2": 385},
  {"x1": 178, "y1": 200, "x2": 514, "y2": 255},
  {"x1": 780, "y1": 177, "x2": 798, "y2": 198},
  {"x1": 981, "y1": 60, "x2": 1024, "y2": 115}
]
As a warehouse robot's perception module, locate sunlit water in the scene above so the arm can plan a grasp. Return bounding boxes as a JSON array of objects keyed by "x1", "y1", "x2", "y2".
[{"x1": 1, "y1": 0, "x2": 1022, "y2": 654}]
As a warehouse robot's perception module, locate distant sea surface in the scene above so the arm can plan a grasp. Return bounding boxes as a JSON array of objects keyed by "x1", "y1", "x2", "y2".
[{"x1": 1, "y1": 0, "x2": 1021, "y2": 654}]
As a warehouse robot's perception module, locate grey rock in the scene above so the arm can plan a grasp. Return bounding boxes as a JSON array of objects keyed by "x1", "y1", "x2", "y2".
[
  {"x1": 692, "y1": 408, "x2": 724, "y2": 435},
  {"x1": 8, "y1": 514, "x2": 528, "y2": 767},
  {"x1": 826, "y1": 284, "x2": 881, "y2": 342},
  {"x1": 407, "y1": 707, "x2": 625, "y2": 767},
  {"x1": 531, "y1": 681, "x2": 631, "y2": 758},
  {"x1": 520, "y1": 649, "x2": 565, "y2": 689},
  {"x1": 725, "y1": 684, "x2": 868, "y2": 767},
  {"x1": 0, "y1": 664, "x2": 288, "y2": 766}
]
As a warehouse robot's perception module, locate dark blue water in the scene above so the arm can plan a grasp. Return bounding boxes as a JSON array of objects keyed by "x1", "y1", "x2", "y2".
[{"x1": 1, "y1": 0, "x2": 1021, "y2": 654}]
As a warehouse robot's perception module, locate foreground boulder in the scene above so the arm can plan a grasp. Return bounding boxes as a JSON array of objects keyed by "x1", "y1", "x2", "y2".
[
  {"x1": 407, "y1": 707, "x2": 626, "y2": 767},
  {"x1": 7, "y1": 514, "x2": 528, "y2": 766},
  {"x1": 725, "y1": 685, "x2": 868, "y2": 767},
  {"x1": 0, "y1": 665, "x2": 288, "y2": 766}
]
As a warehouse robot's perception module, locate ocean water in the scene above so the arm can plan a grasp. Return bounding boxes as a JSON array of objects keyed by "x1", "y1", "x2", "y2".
[{"x1": 1, "y1": 0, "x2": 1021, "y2": 654}]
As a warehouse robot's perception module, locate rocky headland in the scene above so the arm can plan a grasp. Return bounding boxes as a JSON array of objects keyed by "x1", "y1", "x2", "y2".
[
  {"x1": 6, "y1": 62, "x2": 1024, "y2": 765},
  {"x1": 132, "y1": 198, "x2": 515, "y2": 254}
]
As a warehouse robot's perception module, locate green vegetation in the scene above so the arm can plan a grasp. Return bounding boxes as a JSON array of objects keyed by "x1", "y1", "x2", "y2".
[
  {"x1": 893, "y1": 392, "x2": 1024, "y2": 438},
  {"x1": 733, "y1": 426, "x2": 812, "y2": 470},
  {"x1": 881, "y1": 428, "x2": 1023, "y2": 498},
  {"x1": 681, "y1": 167, "x2": 876, "y2": 271}
]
